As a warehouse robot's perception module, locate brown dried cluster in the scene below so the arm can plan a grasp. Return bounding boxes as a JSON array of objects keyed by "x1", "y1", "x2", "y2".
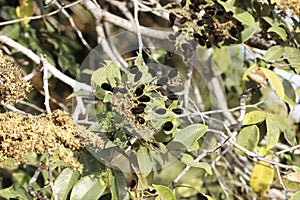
[
  {"x1": 0, "y1": 52, "x2": 32, "y2": 104},
  {"x1": 277, "y1": 0, "x2": 300, "y2": 16},
  {"x1": 0, "y1": 110, "x2": 104, "y2": 172}
]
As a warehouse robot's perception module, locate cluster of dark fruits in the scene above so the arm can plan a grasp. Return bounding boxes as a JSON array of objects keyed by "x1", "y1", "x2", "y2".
[
  {"x1": 169, "y1": 0, "x2": 244, "y2": 52},
  {"x1": 101, "y1": 65, "x2": 183, "y2": 132}
]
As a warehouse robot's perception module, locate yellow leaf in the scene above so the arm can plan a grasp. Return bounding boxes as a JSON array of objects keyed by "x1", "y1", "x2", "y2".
[
  {"x1": 250, "y1": 160, "x2": 274, "y2": 195},
  {"x1": 260, "y1": 68, "x2": 285, "y2": 102},
  {"x1": 16, "y1": 0, "x2": 34, "y2": 26}
]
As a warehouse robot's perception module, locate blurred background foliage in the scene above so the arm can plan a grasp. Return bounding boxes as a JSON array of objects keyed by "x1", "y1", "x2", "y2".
[{"x1": 0, "y1": 0, "x2": 300, "y2": 199}]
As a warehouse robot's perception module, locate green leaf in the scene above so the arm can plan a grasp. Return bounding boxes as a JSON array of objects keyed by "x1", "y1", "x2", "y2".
[
  {"x1": 70, "y1": 172, "x2": 107, "y2": 200},
  {"x1": 268, "y1": 26, "x2": 287, "y2": 40},
  {"x1": 260, "y1": 68, "x2": 285, "y2": 102},
  {"x1": 54, "y1": 168, "x2": 80, "y2": 200},
  {"x1": 109, "y1": 168, "x2": 129, "y2": 200},
  {"x1": 296, "y1": 87, "x2": 300, "y2": 95},
  {"x1": 218, "y1": 1, "x2": 256, "y2": 27},
  {"x1": 265, "y1": 114, "x2": 280, "y2": 150},
  {"x1": 105, "y1": 61, "x2": 121, "y2": 87},
  {"x1": 137, "y1": 146, "x2": 153, "y2": 175},
  {"x1": 0, "y1": 183, "x2": 32, "y2": 200},
  {"x1": 212, "y1": 46, "x2": 231, "y2": 75},
  {"x1": 274, "y1": 116, "x2": 297, "y2": 146},
  {"x1": 250, "y1": 160, "x2": 274, "y2": 195},
  {"x1": 242, "y1": 110, "x2": 266, "y2": 125},
  {"x1": 153, "y1": 184, "x2": 176, "y2": 200},
  {"x1": 167, "y1": 124, "x2": 208, "y2": 151},
  {"x1": 236, "y1": 125, "x2": 259, "y2": 154},
  {"x1": 263, "y1": 45, "x2": 284, "y2": 61},
  {"x1": 79, "y1": 152, "x2": 102, "y2": 176},
  {"x1": 291, "y1": 191, "x2": 300, "y2": 200},
  {"x1": 284, "y1": 47, "x2": 300, "y2": 69},
  {"x1": 282, "y1": 78, "x2": 296, "y2": 106},
  {"x1": 240, "y1": 25, "x2": 257, "y2": 42},
  {"x1": 181, "y1": 153, "x2": 212, "y2": 175},
  {"x1": 67, "y1": 90, "x2": 91, "y2": 99},
  {"x1": 91, "y1": 67, "x2": 107, "y2": 87}
]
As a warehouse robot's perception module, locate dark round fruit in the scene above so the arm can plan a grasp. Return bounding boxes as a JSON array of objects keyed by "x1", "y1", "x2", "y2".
[
  {"x1": 137, "y1": 95, "x2": 151, "y2": 102},
  {"x1": 157, "y1": 77, "x2": 169, "y2": 86},
  {"x1": 131, "y1": 107, "x2": 144, "y2": 114},
  {"x1": 172, "y1": 108, "x2": 183, "y2": 114},
  {"x1": 155, "y1": 108, "x2": 167, "y2": 115},
  {"x1": 181, "y1": 0, "x2": 186, "y2": 7},
  {"x1": 148, "y1": 67, "x2": 156, "y2": 77},
  {"x1": 179, "y1": 17, "x2": 187, "y2": 24},
  {"x1": 175, "y1": 30, "x2": 182, "y2": 37},
  {"x1": 157, "y1": 87, "x2": 167, "y2": 96},
  {"x1": 129, "y1": 65, "x2": 139, "y2": 74},
  {"x1": 168, "y1": 69, "x2": 178, "y2": 78},
  {"x1": 135, "y1": 84, "x2": 145, "y2": 97},
  {"x1": 134, "y1": 71, "x2": 142, "y2": 82},
  {"x1": 137, "y1": 103, "x2": 146, "y2": 108},
  {"x1": 137, "y1": 116, "x2": 145, "y2": 124},
  {"x1": 197, "y1": 20, "x2": 205, "y2": 27},
  {"x1": 101, "y1": 83, "x2": 112, "y2": 91},
  {"x1": 161, "y1": 121, "x2": 174, "y2": 131},
  {"x1": 168, "y1": 34, "x2": 176, "y2": 41},
  {"x1": 191, "y1": 14, "x2": 197, "y2": 20},
  {"x1": 167, "y1": 94, "x2": 179, "y2": 100},
  {"x1": 130, "y1": 179, "x2": 136, "y2": 188}
]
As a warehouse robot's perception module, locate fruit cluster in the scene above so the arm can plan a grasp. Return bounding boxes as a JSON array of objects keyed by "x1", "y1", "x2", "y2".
[
  {"x1": 277, "y1": 0, "x2": 300, "y2": 16},
  {"x1": 100, "y1": 65, "x2": 184, "y2": 140},
  {"x1": 169, "y1": 0, "x2": 244, "y2": 50},
  {"x1": 0, "y1": 52, "x2": 32, "y2": 104}
]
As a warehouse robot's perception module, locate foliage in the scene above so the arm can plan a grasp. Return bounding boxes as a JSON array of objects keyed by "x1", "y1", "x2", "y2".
[{"x1": 0, "y1": 0, "x2": 299, "y2": 199}]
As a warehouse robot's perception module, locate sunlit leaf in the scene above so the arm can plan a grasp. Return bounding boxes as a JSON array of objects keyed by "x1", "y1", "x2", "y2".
[
  {"x1": 67, "y1": 90, "x2": 91, "y2": 99},
  {"x1": 263, "y1": 45, "x2": 284, "y2": 61},
  {"x1": 167, "y1": 124, "x2": 208, "y2": 151},
  {"x1": 265, "y1": 114, "x2": 280, "y2": 150},
  {"x1": 181, "y1": 153, "x2": 212, "y2": 175},
  {"x1": 218, "y1": 1, "x2": 256, "y2": 27},
  {"x1": 284, "y1": 47, "x2": 300, "y2": 69},
  {"x1": 291, "y1": 191, "x2": 300, "y2": 200},
  {"x1": 70, "y1": 172, "x2": 107, "y2": 200},
  {"x1": 54, "y1": 168, "x2": 80, "y2": 200},
  {"x1": 250, "y1": 160, "x2": 274, "y2": 195},
  {"x1": 260, "y1": 68, "x2": 285, "y2": 102},
  {"x1": 268, "y1": 26, "x2": 287, "y2": 40},
  {"x1": 242, "y1": 110, "x2": 266, "y2": 125},
  {"x1": 236, "y1": 125, "x2": 260, "y2": 154},
  {"x1": 153, "y1": 184, "x2": 176, "y2": 200},
  {"x1": 0, "y1": 183, "x2": 32, "y2": 200},
  {"x1": 242, "y1": 64, "x2": 257, "y2": 90}
]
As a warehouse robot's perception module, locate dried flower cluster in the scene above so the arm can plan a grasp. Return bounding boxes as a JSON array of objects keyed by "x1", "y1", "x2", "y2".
[
  {"x1": 0, "y1": 110, "x2": 104, "y2": 172},
  {"x1": 277, "y1": 0, "x2": 300, "y2": 16},
  {"x1": 0, "y1": 52, "x2": 32, "y2": 104}
]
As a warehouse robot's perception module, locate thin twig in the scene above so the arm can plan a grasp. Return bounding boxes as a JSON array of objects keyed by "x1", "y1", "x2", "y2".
[
  {"x1": 275, "y1": 165, "x2": 288, "y2": 200},
  {"x1": 82, "y1": 0, "x2": 172, "y2": 40},
  {"x1": 41, "y1": 55, "x2": 51, "y2": 114},
  {"x1": 55, "y1": 1, "x2": 92, "y2": 51},
  {"x1": 0, "y1": 0, "x2": 82, "y2": 27},
  {"x1": 0, "y1": 34, "x2": 92, "y2": 92},
  {"x1": 48, "y1": 153, "x2": 58, "y2": 200},
  {"x1": 133, "y1": 0, "x2": 143, "y2": 56}
]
